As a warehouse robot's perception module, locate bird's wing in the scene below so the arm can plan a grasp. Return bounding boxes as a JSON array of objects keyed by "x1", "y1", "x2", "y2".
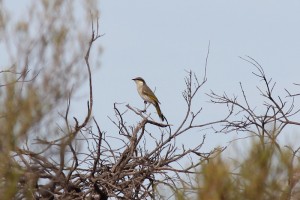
[{"x1": 142, "y1": 85, "x2": 160, "y2": 104}]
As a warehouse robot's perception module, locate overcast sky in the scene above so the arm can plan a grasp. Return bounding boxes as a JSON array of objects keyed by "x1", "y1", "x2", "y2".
[
  {"x1": 3, "y1": 1, "x2": 300, "y2": 156},
  {"x1": 95, "y1": 1, "x2": 300, "y2": 152}
]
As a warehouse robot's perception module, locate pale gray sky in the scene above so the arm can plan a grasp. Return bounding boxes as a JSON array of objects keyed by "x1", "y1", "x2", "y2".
[
  {"x1": 95, "y1": 1, "x2": 300, "y2": 151},
  {"x1": 2, "y1": 1, "x2": 300, "y2": 155}
]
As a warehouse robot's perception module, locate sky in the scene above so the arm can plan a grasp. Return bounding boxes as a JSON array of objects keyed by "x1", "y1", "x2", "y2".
[
  {"x1": 3, "y1": 1, "x2": 300, "y2": 158},
  {"x1": 95, "y1": 1, "x2": 300, "y2": 153}
]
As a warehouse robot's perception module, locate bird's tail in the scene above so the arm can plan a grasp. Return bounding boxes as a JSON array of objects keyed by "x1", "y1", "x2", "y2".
[{"x1": 154, "y1": 103, "x2": 164, "y2": 121}]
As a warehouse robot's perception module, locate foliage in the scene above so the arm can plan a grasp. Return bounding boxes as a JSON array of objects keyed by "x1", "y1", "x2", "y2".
[
  {"x1": 175, "y1": 58, "x2": 300, "y2": 200},
  {"x1": 1, "y1": 1, "x2": 223, "y2": 199},
  {"x1": 1, "y1": 1, "x2": 300, "y2": 200}
]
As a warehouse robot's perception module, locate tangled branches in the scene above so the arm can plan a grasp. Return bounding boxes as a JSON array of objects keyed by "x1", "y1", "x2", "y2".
[
  {"x1": 207, "y1": 56, "x2": 300, "y2": 199},
  {"x1": 208, "y1": 56, "x2": 300, "y2": 147},
  {"x1": 4, "y1": 29, "x2": 229, "y2": 199}
]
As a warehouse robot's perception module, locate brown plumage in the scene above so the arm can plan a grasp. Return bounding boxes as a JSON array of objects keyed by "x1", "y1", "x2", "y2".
[{"x1": 132, "y1": 77, "x2": 164, "y2": 121}]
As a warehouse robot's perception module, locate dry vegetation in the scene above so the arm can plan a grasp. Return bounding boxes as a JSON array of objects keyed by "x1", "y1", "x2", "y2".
[{"x1": 1, "y1": 1, "x2": 300, "y2": 200}]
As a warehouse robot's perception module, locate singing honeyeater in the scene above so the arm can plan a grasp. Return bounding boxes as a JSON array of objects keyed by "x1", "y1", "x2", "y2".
[{"x1": 132, "y1": 77, "x2": 164, "y2": 121}]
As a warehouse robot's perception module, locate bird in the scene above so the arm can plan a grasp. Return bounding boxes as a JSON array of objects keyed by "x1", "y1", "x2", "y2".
[{"x1": 132, "y1": 77, "x2": 164, "y2": 121}]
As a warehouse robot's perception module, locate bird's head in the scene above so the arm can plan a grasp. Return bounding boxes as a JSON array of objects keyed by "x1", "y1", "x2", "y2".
[{"x1": 132, "y1": 77, "x2": 146, "y2": 86}]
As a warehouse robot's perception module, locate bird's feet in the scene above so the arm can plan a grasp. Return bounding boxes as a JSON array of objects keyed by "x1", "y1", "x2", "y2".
[
  {"x1": 142, "y1": 109, "x2": 146, "y2": 113},
  {"x1": 138, "y1": 109, "x2": 146, "y2": 113},
  {"x1": 143, "y1": 101, "x2": 147, "y2": 112}
]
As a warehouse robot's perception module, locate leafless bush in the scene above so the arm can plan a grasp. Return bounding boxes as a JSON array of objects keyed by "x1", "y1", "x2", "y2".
[
  {"x1": 6, "y1": 34, "x2": 231, "y2": 199},
  {"x1": 0, "y1": 3, "x2": 232, "y2": 198},
  {"x1": 205, "y1": 56, "x2": 300, "y2": 200},
  {"x1": 4, "y1": 1, "x2": 300, "y2": 199}
]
